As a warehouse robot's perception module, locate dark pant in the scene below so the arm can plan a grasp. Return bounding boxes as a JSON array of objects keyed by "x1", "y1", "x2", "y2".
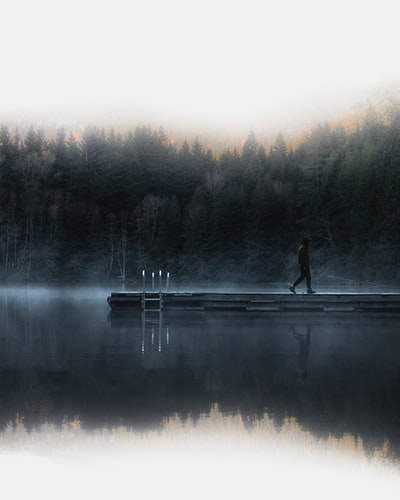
[{"x1": 293, "y1": 266, "x2": 311, "y2": 289}]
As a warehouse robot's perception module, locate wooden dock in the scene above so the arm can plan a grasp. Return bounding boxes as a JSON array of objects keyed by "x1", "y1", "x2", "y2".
[{"x1": 107, "y1": 291, "x2": 400, "y2": 313}]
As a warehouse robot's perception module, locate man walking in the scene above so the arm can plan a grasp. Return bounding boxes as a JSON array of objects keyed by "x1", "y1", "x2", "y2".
[{"x1": 289, "y1": 237, "x2": 316, "y2": 294}]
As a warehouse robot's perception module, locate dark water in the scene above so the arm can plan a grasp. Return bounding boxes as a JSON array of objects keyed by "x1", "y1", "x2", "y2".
[{"x1": 1, "y1": 286, "x2": 400, "y2": 460}]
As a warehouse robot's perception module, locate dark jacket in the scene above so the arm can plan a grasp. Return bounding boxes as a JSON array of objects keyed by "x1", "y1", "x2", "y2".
[{"x1": 298, "y1": 244, "x2": 309, "y2": 267}]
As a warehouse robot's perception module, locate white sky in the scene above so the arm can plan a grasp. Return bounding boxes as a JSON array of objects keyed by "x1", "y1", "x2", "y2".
[{"x1": 1, "y1": 0, "x2": 400, "y2": 134}]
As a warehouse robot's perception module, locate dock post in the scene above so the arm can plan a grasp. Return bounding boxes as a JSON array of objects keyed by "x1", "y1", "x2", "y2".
[
  {"x1": 166, "y1": 272, "x2": 170, "y2": 293},
  {"x1": 142, "y1": 270, "x2": 145, "y2": 293},
  {"x1": 152, "y1": 272, "x2": 155, "y2": 292}
]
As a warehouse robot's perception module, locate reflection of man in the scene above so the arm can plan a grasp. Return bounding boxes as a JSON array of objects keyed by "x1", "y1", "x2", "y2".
[
  {"x1": 289, "y1": 237, "x2": 316, "y2": 294},
  {"x1": 291, "y1": 325, "x2": 311, "y2": 380}
]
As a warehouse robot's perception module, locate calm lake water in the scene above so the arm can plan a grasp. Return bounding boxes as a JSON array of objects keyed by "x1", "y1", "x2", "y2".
[
  {"x1": 1, "y1": 285, "x2": 400, "y2": 464},
  {"x1": 2, "y1": 285, "x2": 400, "y2": 500}
]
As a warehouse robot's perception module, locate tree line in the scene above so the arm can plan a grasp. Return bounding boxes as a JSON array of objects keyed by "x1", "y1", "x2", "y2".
[{"x1": 1, "y1": 106, "x2": 400, "y2": 285}]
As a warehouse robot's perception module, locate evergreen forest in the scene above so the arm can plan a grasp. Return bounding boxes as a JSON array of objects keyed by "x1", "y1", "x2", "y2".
[{"x1": 1, "y1": 105, "x2": 400, "y2": 286}]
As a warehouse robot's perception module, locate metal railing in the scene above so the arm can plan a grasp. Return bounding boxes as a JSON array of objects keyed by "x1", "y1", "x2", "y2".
[{"x1": 141, "y1": 270, "x2": 170, "y2": 312}]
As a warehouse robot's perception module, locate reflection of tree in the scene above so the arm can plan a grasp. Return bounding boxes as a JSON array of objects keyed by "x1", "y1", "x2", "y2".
[{"x1": 2, "y1": 303, "x2": 400, "y2": 460}]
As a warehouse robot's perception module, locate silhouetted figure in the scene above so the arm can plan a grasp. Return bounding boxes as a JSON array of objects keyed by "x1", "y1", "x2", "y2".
[{"x1": 289, "y1": 237, "x2": 316, "y2": 294}]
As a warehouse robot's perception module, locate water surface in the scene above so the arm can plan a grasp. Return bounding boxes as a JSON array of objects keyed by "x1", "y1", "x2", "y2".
[{"x1": 1, "y1": 285, "x2": 400, "y2": 462}]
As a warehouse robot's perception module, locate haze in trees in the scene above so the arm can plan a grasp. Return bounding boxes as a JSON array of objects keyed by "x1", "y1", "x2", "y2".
[{"x1": 0, "y1": 105, "x2": 399, "y2": 285}]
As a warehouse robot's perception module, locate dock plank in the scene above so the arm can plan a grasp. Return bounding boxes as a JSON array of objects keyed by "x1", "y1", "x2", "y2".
[{"x1": 107, "y1": 291, "x2": 400, "y2": 313}]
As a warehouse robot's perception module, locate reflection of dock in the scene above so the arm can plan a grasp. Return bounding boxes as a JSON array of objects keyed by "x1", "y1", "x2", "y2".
[{"x1": 107, "y1": 292, "x2": 400, "y2": 313}]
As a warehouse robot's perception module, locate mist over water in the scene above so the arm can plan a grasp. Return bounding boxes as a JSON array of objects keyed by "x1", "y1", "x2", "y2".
[
  {"x1": 0, "y1": 285, "x2": 399, "y2": 448},
  {"x1": 1, "y1": 285, "x2": 400, "y2": 499}
]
